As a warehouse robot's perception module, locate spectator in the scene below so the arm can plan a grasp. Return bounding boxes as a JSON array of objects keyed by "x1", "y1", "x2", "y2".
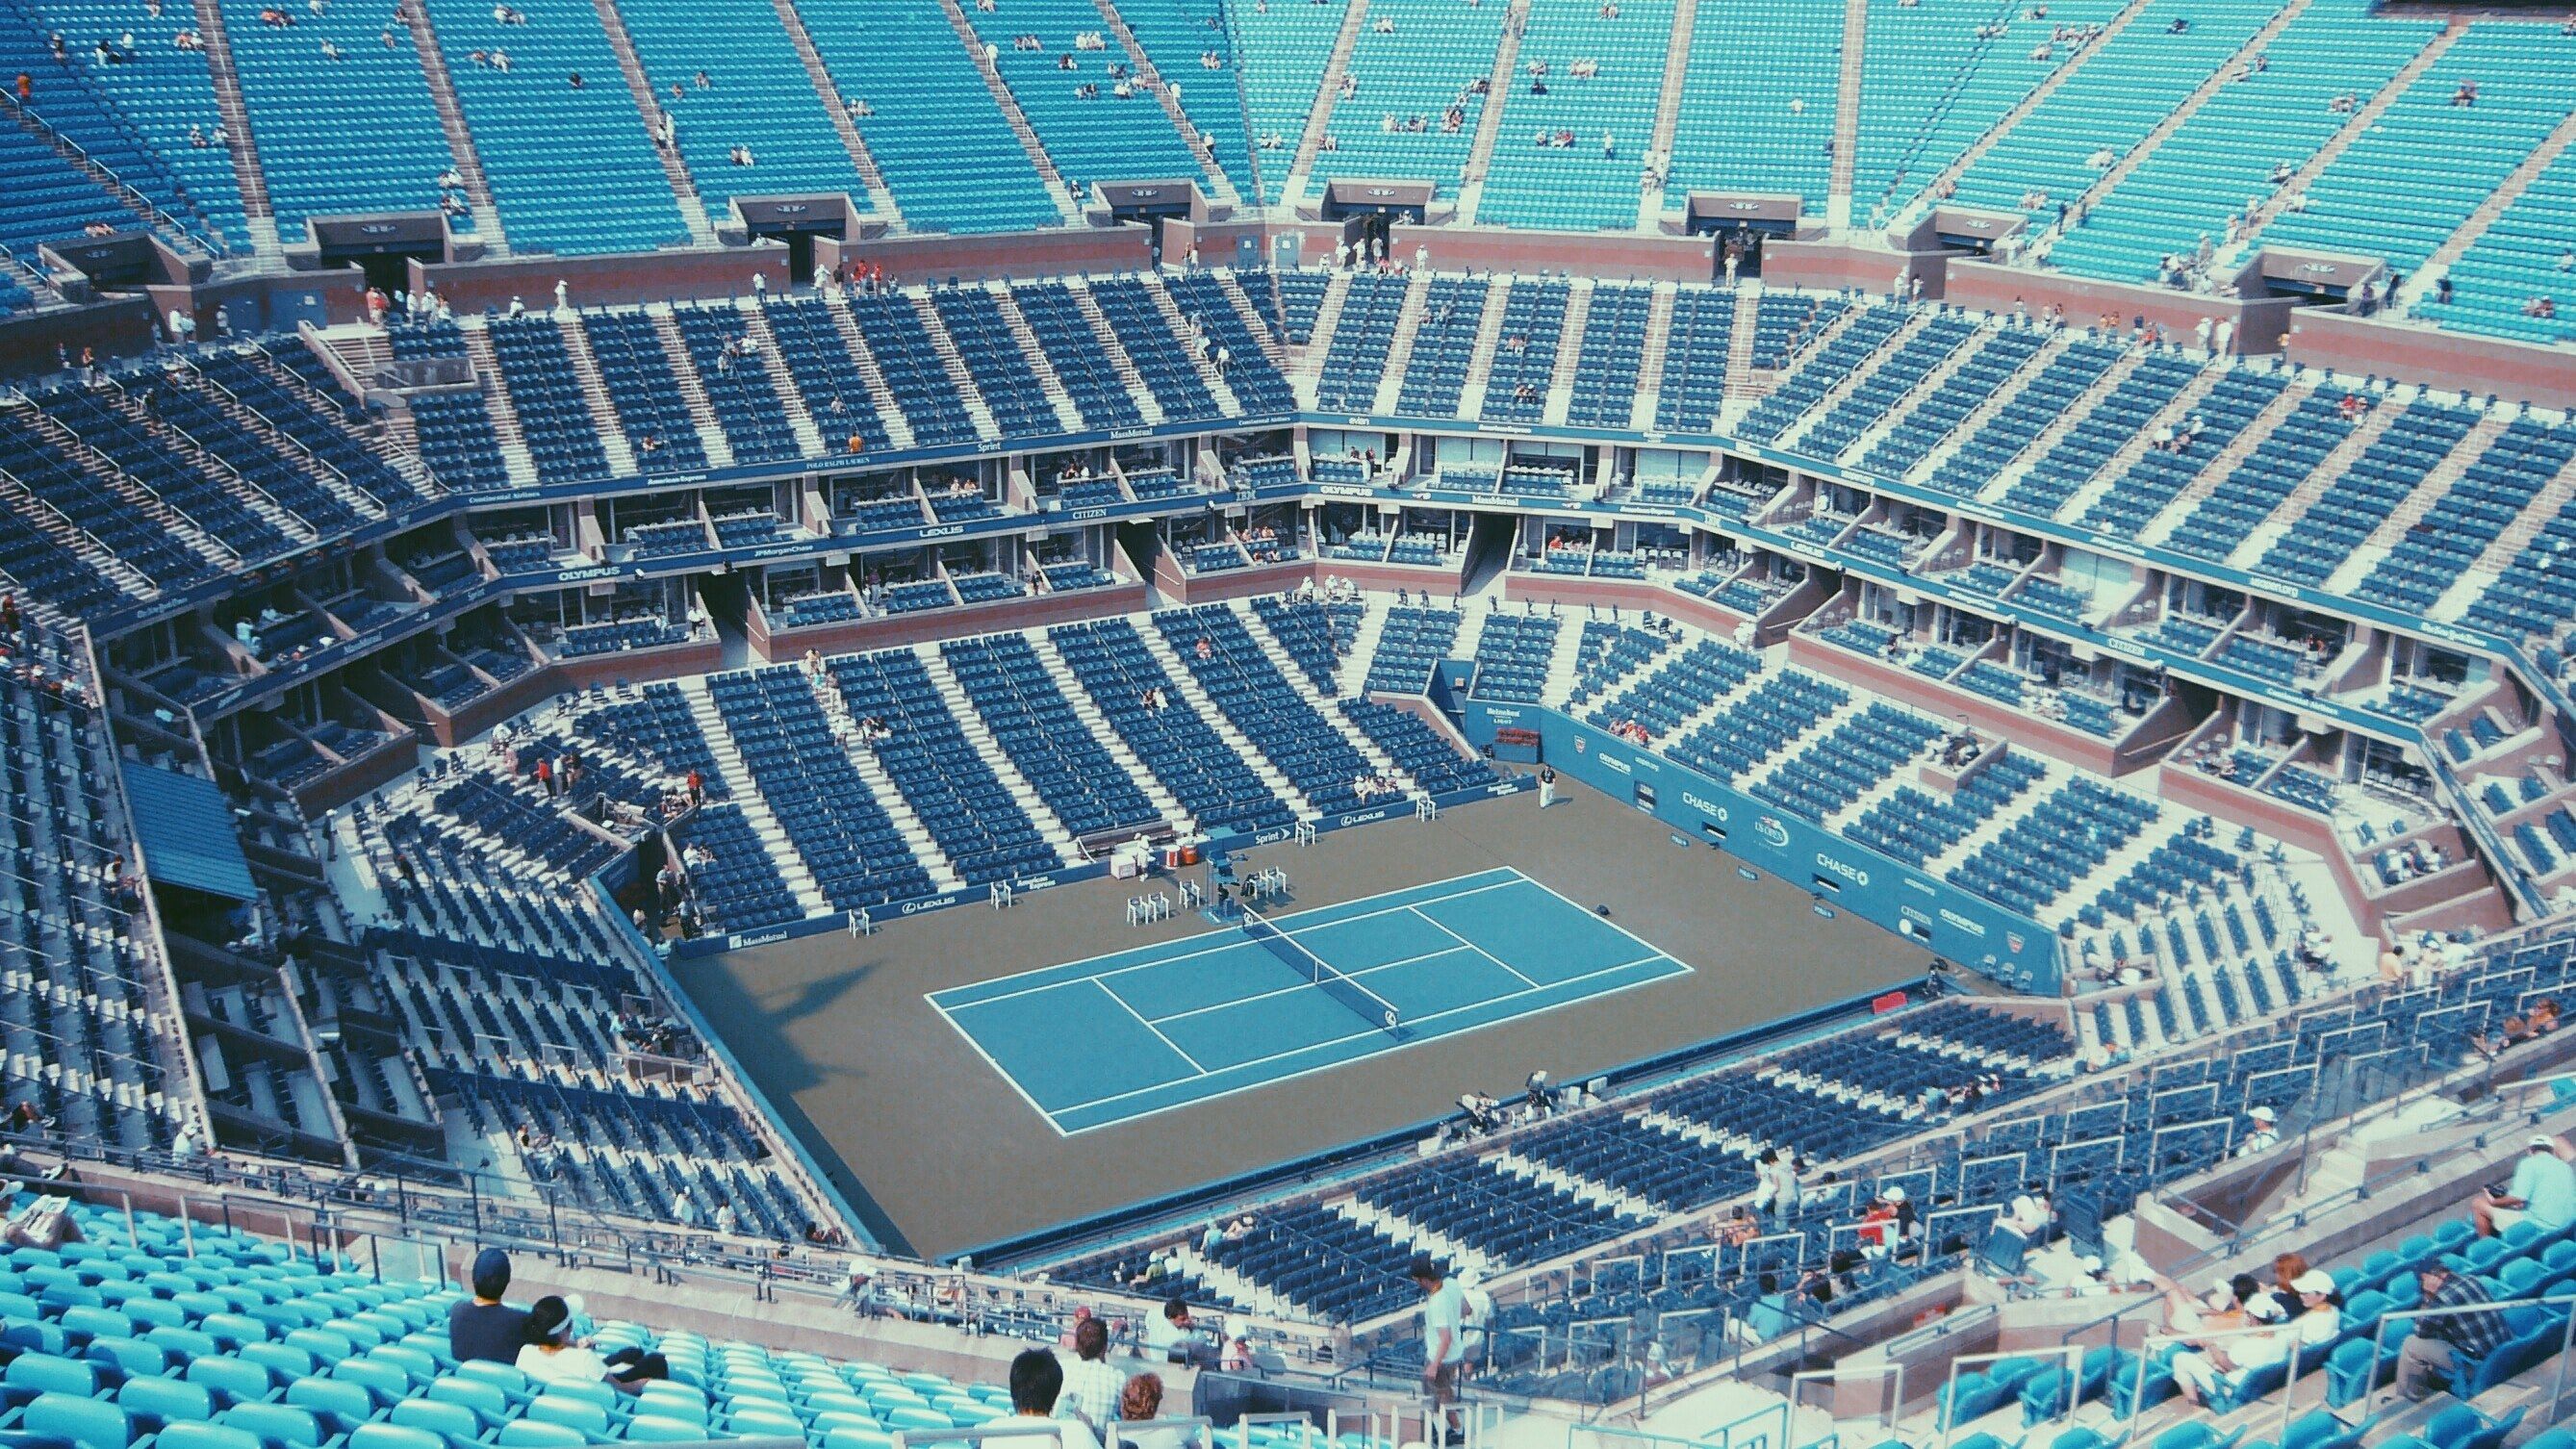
[
  {"x1": 2167, "y1": 1288, "x2": 2288, "y2": 1404},
  {"x1": 518, "y1": 1295, "x2": 669, "y2": 1393},
  {"x1": 2399, "y1": 1263, "x2": 2508, "y2": 1400},
  {"x1": 1141, "y1": 1296, "x2": 1198, "y2": 1364},
  {"x1": 998, "y1": 1350, "x2": 1102, "y2": 1449},
  {"x1": 1055, "y1": 1317, "x2": 1126, "y2": 1436},
  {"x1": 1412, "y1": 1254, "x2": 1467, "y2": 1441},
  {"x1": 446, "y1": 1249, "x2": 529, "y2": 1363},
  {"x1": 2235, "y1": 1105, "x2": 2280, "y2": 1157},
  {"x1": 2476, "y1": 1135, "x2": 2576, "y2": 1235},
  {"x1": 1118, "y1": 1374, "x2": 1187, "y2": 1449}
]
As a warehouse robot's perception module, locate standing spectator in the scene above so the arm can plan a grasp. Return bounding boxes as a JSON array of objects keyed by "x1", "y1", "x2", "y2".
[
  {"x1": 1412, "y1": 1255, "x2": 1467, "y2": 1442},
  {"x1": 2399, "y1": 1263, "x2": 2508, "y2": 1400},
  {"x1": 2477, "y1": 1135, "x2": 2576, "y2": 1235},
  {"x1": 446, "y1": 1248, "x2": 530, "y2": 1363}
]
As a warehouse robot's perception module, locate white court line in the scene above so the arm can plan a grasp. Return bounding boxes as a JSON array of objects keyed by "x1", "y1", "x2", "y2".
[
  {"x1": 1505, "y1": 870, "x2": 1700, "y2": 971},
  {"x1": 1100, "y1": 979, "x2": 1209, "y2": 1073},
  {"x1": 1142, "y1": 941, "x2": 1486, "y2": 1027},
  {"x1": 938, "y1": 873, "x2": 1524, "y2": 1010},
  {"x1": 1407, "y1": 903, "x2": 1541, "y2": 991},
  {"x1": 1049, "y1": 950, "x2": 1681, "y2": 1127},
  {"x1": 925, "y1": 993, "x2": 1087, "y2": 1139}
]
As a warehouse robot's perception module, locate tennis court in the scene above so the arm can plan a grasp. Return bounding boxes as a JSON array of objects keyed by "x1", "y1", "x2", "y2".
[{"x1": 929, "y1": 867, "x2": 1692, "y2": 1134}]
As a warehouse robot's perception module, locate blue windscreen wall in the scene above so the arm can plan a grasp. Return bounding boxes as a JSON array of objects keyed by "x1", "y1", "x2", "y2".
[{"x1": 1460, "y1": 700, "x2": 2064, "y2": 995}]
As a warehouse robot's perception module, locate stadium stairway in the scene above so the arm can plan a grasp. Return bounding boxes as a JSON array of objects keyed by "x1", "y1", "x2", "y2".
[
  {"x1": 448, "y1": 322, "x2": 544, "y2": 489},
  {"x1": 907, "y1": 644, "x2": 1084, "y2": 860},
  {"x1": 1889, "y1": 0, "x2": 2161, "y2": 232},
  {"x1": 1331, "y1": 600, "x2": 1390, "y2": 697},
  {"x1": 905, "y1": 292, "x2": 1004, "y2": 444},
  {"x1": 1018, "y1": 630, "x2": 1195, "y2": 829},
  {"x1": 1129, "y1": 273, "x2": 1242, "y2": 414},
  {"x1": 1489, "y1": 1145, "x2": 1666, "y2": 1222},
  {"x1": 2217, "y1": 19, "x2": 2467, "y2": 267},
  {"x1": 2116, "y1": 371, "x2": 2309, "y2": 544},
  {"x1": 1535, "y1": 279, "x2": 1594, "y2": 425},
  {"x1": 1058, "y1": 282, "x2": 1166, "y2": 428},
  {"x1": 635, "y1": 306, "x2": 739, "y2": 469},
  {"x1": 397, "y1": 0, "x2": 507, "y2": 249},
  {"x1": 812, "y1": 293, "x2": 918, "y2": 452},
  {"x1": 1227, "y1": 600, "x2": 1412, "y2": 784},
  {"x1": 1971, "y1": 344, "x2": 2151, "y2": 505},
  {"x1": 1334, "y1": 1195, "x2": 1500, "y2": 1282},
  {"x1": 985, "y1": 288, "x2": 1090, "y2": 435},
  {"x1": 189, "y1": 0, "x2": 280, "y2": 254},
  {"x1": 2407, "y1": 105, "x2": 2576, "y2": 314},
  {"x1": 587, "y1": 0, "x2": 716, "y2": 245},
  {"x1": 2221, "y1": 394, "x2": 2412, "y2": 571},
  {"x1": 1624, "y1": 283, "x2": 1677, "y2": 432},
  {"x1": 674, "y1": 678, "x2": 831, "y2": 917},
  {"x1": 1451, "y1": 275, "x2": 1515, "y2": 418},
  {"x1": 935, "y1": 0, "x2": 1085, "y2": 222},
  {"x1": 1281, "y1": 0, "x2": 1371, "y2": 205},
  {"x1": 1208, "y1": 270, "x2": 1288, "y2": 369},
  {"x1": 1835, "y1": 319, "x2": 2027, "y2": 470},
  {"x1": 2322, "y1": 408, "x2": 2515, "y2": 597},
  {"x1": 1135, "y1": 622, "x2": 1323, "y2": 818},
  {"x1": 1908, "y1": 328, "x2": 2080, "y2": 485},
  {"x1": 1365, "y1": 273, "x2": 1437, "y2": 418},
  {"x1": 2434, "y1": 448, "x2": 2576, "y2": 623},
  {"x1": 764, "y1": 0, "x2": 904, "y2": 223},
  {"x1": 1290, "y1": 273, "x2": 1350, "y2": 402},
  {"x1": 1448, "y1": 0, "x2": 1530, "y2": 224},
  {"x1": 552, "y1": 317, "x2": 641, "y2": 479}
]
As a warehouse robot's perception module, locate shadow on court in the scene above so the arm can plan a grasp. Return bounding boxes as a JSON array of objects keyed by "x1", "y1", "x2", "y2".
[{"x1": 676, "y1": 773, "x2": 1932, "y2": 1259}]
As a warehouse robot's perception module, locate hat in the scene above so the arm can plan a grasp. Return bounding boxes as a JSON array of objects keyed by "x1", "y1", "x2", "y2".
[
  {"x1": 2249, "y1": 1106, "x2": 2276, "y2": 1122},
  {"x1": 2291, "y1": 1270, "x2": 2336, "y2": 1297},
  {"x1": 2243, "y1": 1292, "x2": 2286, "y2": 1322},
  {"x1": 470, "y1": 1247, "x2": 512, "y2": 1300},
  {"x1": 1880, "y1": 1185, "x2": 1907, "y2": 1204},
  {"x1": 2535, "y1": 1135, "x2": 2561, "y2": 1151},
  {"x1": 2076, "y1": 1255, "x2": 2104, "y2": 1276},
  {"x1": 1407, "y1": 1254, "x2": 1443, "y2": 1282}
]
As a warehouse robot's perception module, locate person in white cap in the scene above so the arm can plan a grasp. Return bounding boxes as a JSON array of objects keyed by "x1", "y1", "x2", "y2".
[
  {"x1": 2478, "y1": 1135, "x2": 2576, "y2": 1235},
  {"x1": 2167, "y1": 1287, "x2": 2289, "y2": 1404},
  {"x1": 2235, "y1": 1106, "x2": 2281, "y2": 1157}
]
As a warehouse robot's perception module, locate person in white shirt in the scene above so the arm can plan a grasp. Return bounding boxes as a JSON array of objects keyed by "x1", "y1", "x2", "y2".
[
  {"x1": 999, "y1": 1350, "x2": 1102, "y2": 1449},
  {"x1": 2235, "y1": 1105, "x2": 2281, "y2": 1157},
  {"x1": 515, "y1": 1295, "x2": 669, "y2": 1393},
  {"x1": 1055, "y1": 1317, "x2": 1128, "y2": 1437},
  {"x1": 1456, "y1": 1269, "x2": 1493, "y2": 1379},
  {"x1": 1141, "y1": 1297, "x2": 1201, "y2": 1365},
  {"x1": 1413, "y1": 1255, "x2": 1467, "y2": 1439}
]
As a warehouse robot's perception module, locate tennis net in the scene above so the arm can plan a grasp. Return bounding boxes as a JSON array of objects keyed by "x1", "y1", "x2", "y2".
[{"x1": 1242, "y1": 905, "x2": 1401, "y2": 1032}]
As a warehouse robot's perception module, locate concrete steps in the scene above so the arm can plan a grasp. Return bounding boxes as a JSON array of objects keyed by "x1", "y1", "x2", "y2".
[
  {"x1": 1639, "y1": 0, "x2": 1702, "y2": 228},
  {"x1": 831, "y1": 715, "x2": 968, "y2": 895},
  {"x1": 190, "y1": 0, "x2": 273, "y2": 243},
  {"x1": 1090, "y1": 0, "x2": 1242, "y2": 206},
  {"x1": 771, "y1": 0, "x2": 903, "y2": 223},
  {"x1": 1626, "y1": 283, "x2": 1677, "y2": 431},
  {"x1": 2226, "y1": 394, "x2": 2410, "y2": 568},
  {"x1": 1773, "y1": 309, "x2": 1938, "y2": 455},
  {"x1": 911, "y1": 646, "x2": 1081, "y2": 864},
  {"x1": 1066, "y1": 279, "x2": 1168, "y2": 426},
  {"x1": 453, "y1": 320, "x2": 543, "y2": 488},
  {"x1": 1835, "y1": 318, "x2": 2008, "y2": 468},
  {"x1": 643, "y1": 305, "x2": 739, "y2": 469},
  {"x1": 1137, "y1": 625, "x2": 1320, "y2": 818},
  {"x1": 1367, "y1": 271, "x2": 1435, "y2": 417},
  {"x1": 1455, "y1": 275, "x2": 1516, "y2": 418},
  {"x1": 2324, "y1": 408, "x2": 2511, "y2": 595},
  {"x1": 2223, "y1": 21, "x2": 2465, "y2": 265},
  {"x1": 591, "y1": 0, "x2": 716, "y2": 243},
  {"x1": 731, "y1": 300, "x2": 828, "y2": 458},
  {"x1": 1135, "y1": 273, "x2": 1238, "y2": 415},
  {"x1": 1905, "y1": 328, "x2": 2076, "y2": 485},
  {"x1": 933, "y1": 0, "x2": 1084, "y2": 221},
  {"x1": 1452, "y1": 0, "x2": 1532, "y2": 223},
  {"x1": 1824, "y1": 0, "x2": 1866, "y2": 225},
  {"x1": 1230, "y1": 599, "x2": 1410, "y2": 787},
  {"x1": 1283, "y1": 0, "x2": 1372, "y2": 206},
  {"x1": 404, "y1": 0, "x2": 507, "y2": 252},
  {"x1": 1974, "y1": 345, "x2": 2147, "y2": 503},
  {"x1": 819, "y1": 292, "x2": 919, "y2": 450},
  {"x1": 907, "y1": 292, "x2": 1003, "y2": 442},
  {"x1": 675, "y1": 677, "x2": 830, "y2": 916},
  {"x1": 1540, "y1": 279, "x2": 1593, "y2": 426},
  {"x1": 989, "y1": 286, "x2": 1088, "y2": 434},
  {"x1": 2053, "y1": 361, "x2": 2234, "y2": 526},
  {"x1": 2433, "y1": 447, "x2": 2576, "y2": 623},
  {"x1": 1212, "y1": 269, "x2": 1289, "y2": 369},
  {"x1": 1024, "y1": 630, "x2": 1196, "y2": 830},
  {"x1": 554, "y1": 314, "x2": 640, "y2": 477},
  {"x1": 2410, "y1": 105, "x2": 2576, "y2": 311}
]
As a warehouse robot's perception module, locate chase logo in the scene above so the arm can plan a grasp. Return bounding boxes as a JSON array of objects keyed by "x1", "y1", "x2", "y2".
[
  {"x1": 1754, "y1": 816, "x2": 1791, "y2": 850},
  {"x1": 1815, "y1": 853, "x2": 1869, "y2": 888},
  {"x1": 1681, "y1": 792, "x2": 1725, "y2": 821}
]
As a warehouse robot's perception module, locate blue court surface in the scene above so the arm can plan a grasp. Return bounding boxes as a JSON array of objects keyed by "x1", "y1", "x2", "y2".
[{"x1": 929, "y1": 868, "x2": 1692, "y2": 1134}]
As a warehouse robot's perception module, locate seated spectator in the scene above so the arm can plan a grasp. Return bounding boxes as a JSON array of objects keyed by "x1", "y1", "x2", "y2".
[
  {"x1": 2400, "y1": 1262, "x2": 2508, "y2": 1400},
  {"x1": 998, "y1": 1349, "x2": 1103, "y2": 1449},
  {"x1": 517, "y1": 1295, "x2": 670, "y2": 1393},
  {"x1": 446, "y1": 1248, "x2": 529, "y2": 1363},
  {"x1": 2476, "y1": 1135, "x2": 2576, "y2": 1235}
]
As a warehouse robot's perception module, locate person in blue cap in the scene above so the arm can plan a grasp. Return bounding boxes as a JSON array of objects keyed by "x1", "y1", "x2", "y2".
[{"x1": 447, "y1": 1248, "x2": 530, "y2": 1363}]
